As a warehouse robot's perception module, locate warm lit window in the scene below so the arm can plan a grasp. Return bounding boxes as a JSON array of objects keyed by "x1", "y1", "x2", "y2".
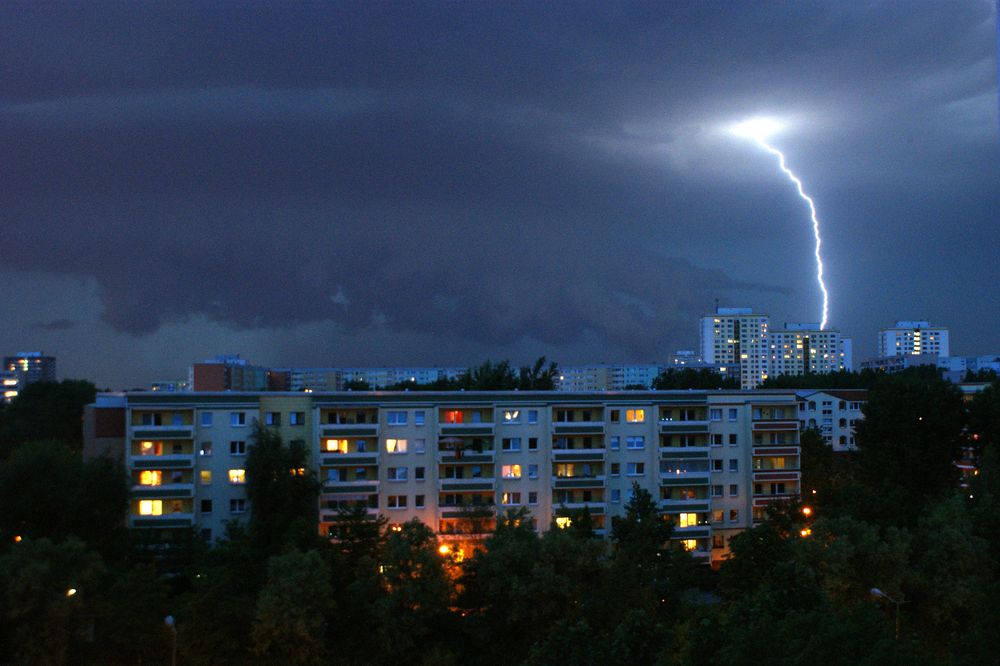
[
  {"x1": 228, "y1": 469, "x2": 246, "y2": 484},
  {"x1": 139, "y1": 441, "x2": 161, "y2": 456},
  {"x1": 682, "y1": 539, "x2": 698, "y2": 551},
  {"x1": 325, "y1": 438, "x2": 349, "y2": 453},
  {"x1": 626, "y1": 409, "x2": 645, "y2": 423},
  {"x1": 386, "y1": 438, "x2": 408, "y2": 454},
  {"x1": 501, "y1": 492, "x2": 522, "y2": 505},
  {"x1": 678, "y1": 512, "x2": 699, "y2": 528},
  {"x1": 501, "y1": 464, "x2": 522, "y2": 479},
  {"x1": 443, "y1": 410, "x2": 463, "y2": 424},
  {"x1": 555, "y1": 516, "x2": 572, "y2": 529},
  {"x1": 200, "y1": 470, "x2": 212, "y2": 485},
  {"x1": 502, "y1": 409, "x2": 521, "y2": 423},
  {"x1": 139, "y1": 470, "x2": 162, "y2": 486},
  {"x1": 139, "y1": 500, "x2": 162, "y2": 516}
]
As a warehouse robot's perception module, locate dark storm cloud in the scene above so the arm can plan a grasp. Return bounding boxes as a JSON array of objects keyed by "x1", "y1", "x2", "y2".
[
  {"x1": 0, "y1": 1, "x2": 997, "y2": 379},
  {"x1": 32, "y1": 319, "x2": 75, "y2": 332}
]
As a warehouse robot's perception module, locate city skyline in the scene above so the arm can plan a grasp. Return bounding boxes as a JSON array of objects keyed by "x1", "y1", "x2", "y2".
[{"x1": 1, "y1": 2, "x2": 997, "y2": 389}]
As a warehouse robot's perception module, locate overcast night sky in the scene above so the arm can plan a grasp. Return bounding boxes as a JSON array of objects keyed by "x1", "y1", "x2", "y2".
[{"x1": 1, "y1": 2, "x2": 997, "y2": 389}]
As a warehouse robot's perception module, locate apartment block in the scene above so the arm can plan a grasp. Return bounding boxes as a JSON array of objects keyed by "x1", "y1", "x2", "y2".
[
  {"x1": 556, "y1": 364, "x2": 667, "y2": 391},
  {"x1": 878, "y1": 321, "x2": 949, "y2": 358},
  {"x1": 106, "y1": 390, "x2": 801, "y2": 565},
  {"x1": 700, "y1": 308, "x2": 770, "y2": 389},
  {"x1": 796, "y1": 389, "x2": 867, "y2": 452},
  {"x1": 769, "y1": 323, "x2": 852, "y2": 377}
]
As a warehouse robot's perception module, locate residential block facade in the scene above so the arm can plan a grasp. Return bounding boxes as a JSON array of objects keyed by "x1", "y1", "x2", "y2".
[
  {"x1": 114, "y1": 390, "x2": 801, "y2": 565},
  {"x1": 878, "y1": 321, "x2": 949, "y2": 358}
]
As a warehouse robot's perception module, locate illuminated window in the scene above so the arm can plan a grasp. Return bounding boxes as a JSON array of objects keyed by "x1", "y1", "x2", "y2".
[
  {"x1": 200, "y1": 470, "x2": 212, "y2": 485},
  {"x1": 501, "y1": 464, "x2": 522, "y2": 479},
  {"x1": 139, "y1": 500, "x2": 162, "y2": 516},
  {"x1": 228, "y1": 469, "x2": 246, "y2": 484},
  {"x1": 502, "y1": 409, "x2": 521, "y2": 423},
  {"x1": 199, "y1": 441, "x2": 213, "y2": 456},
  {"x1": 501, "y1": 492, "x2": 522, "y2": 505},
  {"x1": 678, "y1": 512, "x2": 699, "y2": 528},
  {"x1": 626, "y1": 409, "x2": 645, "y2": 423},
  {"x1": 325, "y1": 439, "x2": 349, "y2": 453},
  {"x1": 386, "y1": 438, "x2": 408, "y2": 454},
  {"x1": 443, "y1": 410, "x2": 463, "y2": 424},
  {"x1": 139, "y1": 470, "x2": 162, "y2": 486},
  {"x1": 682, "y1": 539, "x2": 698, "y2": 551},
  {"x1": 555, "y1": 516, "x2": 572, "y2": 529},
  {"x1": 139, "y1": 441, "x2": 161, "y2": 456}
]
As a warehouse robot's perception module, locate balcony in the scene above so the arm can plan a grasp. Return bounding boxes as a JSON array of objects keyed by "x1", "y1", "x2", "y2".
[
  {"x1": 552, "y1": 449, "x2": 605, "y2": 463},
  {"x1": 552, "y1": 475, "x2": 605, "y2": 489},
  {"x1": 440, "y1": 422, "x2": 494, "y2": 436},
  {"x1": 129, "y1": 513, "x2": 195, "y2": 529},
  {"x1": 323, "y1": 478, "x2": 380, "y2": 491},
  {"x1": 751, "y1": 419, "x2": 799, "y2": 432},
  {"x1": 658, "y1": 419, "x2": 710, "y2": 434},
  {"x1": 557, "y1": 501, "x2": 606, "y2": 513},
  {"x1": 671, "y1": 525, "x2": 711, "y2": 539},
  {"x1": 130, "y1": 483, "x2": 194, "y2": 499},
  {"x1": 439, "y1": 478, "x2": 496, "y2": 492},
  {"x1": 659, "y1": 471, "x2": 711, "y2": 485},
  {"x1": 320, "y1": 453, "x2": 379, "y2": 466},
  {"x1": 129, "y1": 424, "x2": 195, "y2": 439},
  {"x1": 659, "y1": 446, "x2": 709, "y2": 458},
  {"x1": 320, "y1": 423, "x2": 379, "y2": 438},
  {"x1": 660, "y1": 499, "x2": 711, "y2": 512},
  {"x1": 130, "y1": 454, "x2": 195, "y2": 469},
  {"x1": 552, "y1": 421, "x2": 605, "y2": 435}
]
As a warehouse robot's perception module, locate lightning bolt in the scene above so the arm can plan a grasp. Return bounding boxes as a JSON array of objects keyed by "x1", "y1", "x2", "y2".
[{"x1": 752, "y1": 138, "x2": 829, "y2": 330}]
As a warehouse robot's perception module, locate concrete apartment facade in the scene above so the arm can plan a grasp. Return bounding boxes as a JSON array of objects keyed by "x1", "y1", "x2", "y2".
[
  {"x1": 769, "y1": 324, "x2": 852, "y2": 377},
  {"x1": 700, "y1": 308, "x2": 770, "y2": 389},
  {"x1": 110, "y1": 390, "x2": 802, "y2": 565},
  {"x1": 878, "y1": 321, "x2": 949, "y2": 358}
]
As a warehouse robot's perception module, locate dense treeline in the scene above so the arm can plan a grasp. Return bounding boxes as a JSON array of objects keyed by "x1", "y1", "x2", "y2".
[{"x1": 3, "y1": 371, "x2": 1000, "y2": 664}]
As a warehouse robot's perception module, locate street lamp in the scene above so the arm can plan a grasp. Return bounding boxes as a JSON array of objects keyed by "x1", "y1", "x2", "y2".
[
  {"x1": 870, "y1": 588, "x2": 906, "y2": 640},
  {"x1": 164, "y1": 615, "x2": 177, "y2": 666}
]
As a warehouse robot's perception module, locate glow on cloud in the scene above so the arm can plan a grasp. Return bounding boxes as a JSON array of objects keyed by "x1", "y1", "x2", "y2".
[{"x1": 730, "y1": 116, "x2": 830, "y2": 330}]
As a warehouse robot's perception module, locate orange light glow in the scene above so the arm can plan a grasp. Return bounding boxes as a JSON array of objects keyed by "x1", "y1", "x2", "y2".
[
  {"x1": 801, "y1": 506, "x2": 813, "y2": 517},
  {"x1": 438, "y1": 544, "x2": 451, "y2": 555},
  {"x1": 799, "y1": 528, "x2": 812, "y2": 538}
]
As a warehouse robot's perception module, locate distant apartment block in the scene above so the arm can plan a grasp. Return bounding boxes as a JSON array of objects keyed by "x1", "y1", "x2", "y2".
[
  {"x1": 769, "y1": 323, "x2": 852, "y2": 377},
  {"x1": 94, "y1": 390, "x2": 802, "y2": 565},
  {"x1": 190, "y1": 355, "x2": 269, "y2": 391},
  {"x1": 4, "y1": 351, "x2": 56, "y2": 385},
  {"x1": 878, "y1": 321, "x2": 949, "y2": 358},
  {"x1": 700, "y1": 308, "x2": 770, "y2": 389},
  {"x1": 796, "y1": 389, "x2": 866, "y2": 452},
  {"x1": 556, "y1": 364, "x2": 667, "y2": 391}
]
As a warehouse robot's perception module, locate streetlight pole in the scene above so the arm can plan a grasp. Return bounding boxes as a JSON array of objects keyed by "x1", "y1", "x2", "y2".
[
  {"x1": 164, "y1": 615, "x2": 177, "y2": 666},
  {"x1": 870, "y1": 588, "x2": 905, "y2": 640}
]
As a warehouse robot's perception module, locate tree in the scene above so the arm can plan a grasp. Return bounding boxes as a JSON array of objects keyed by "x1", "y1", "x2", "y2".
[
  {"x1": 0, "y1": 537, "x2": 106, "y2": 664},
  {"x1": 651, "y1": 368, "x2": 739, "y2": 390},
  {"x1": 0, "y1": 380, "x2": 97, "y2": 453},
  {"x1": 853, "y1": 369, "x2": 967, "y2": 525},
  {"x1": 518, "y1": 357, "x2": 559, "y2": 390},
  {"x1": 252, "y1": 548, "x2": 333, "y2": 665},
  {"x1": 758, "y1": 369, "x2": 881, "y2": 390},
  {"x1": 0, "y1": 441, "x2": 128, "y2": 557},
  {"x1": 245, "y1": 425, "x2": 321, "y2": 552}
]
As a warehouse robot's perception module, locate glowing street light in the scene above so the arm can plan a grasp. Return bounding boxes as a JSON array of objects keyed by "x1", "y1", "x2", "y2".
[
  {"x1": 65, "y1": 588, "x2": 77, "y2": 597},
  {"x1": 871, "y1": 588, "x2": 907, "y2": 640},
  {"x1": 801, "y1": 506, "x2": 813, "y2": 517},
  {"x1": 438, "y1": 544, "x2": 452, "y2": 556}
]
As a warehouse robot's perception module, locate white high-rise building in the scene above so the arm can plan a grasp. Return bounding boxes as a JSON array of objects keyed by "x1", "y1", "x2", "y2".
[
  {"x1": 700, "y1": 308, "x2": 770, "y2": 389},
  {"x1": 878, "y1": 321, "x2": 949, "y2": 358},
  {"x1": 769, "y1": 323, "x2": 852, "y2": 377}
]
